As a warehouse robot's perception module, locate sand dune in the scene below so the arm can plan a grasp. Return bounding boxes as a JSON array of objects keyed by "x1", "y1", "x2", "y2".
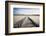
[{"x1": 13, "y1": 16, "x2": 39, "y2": 28}]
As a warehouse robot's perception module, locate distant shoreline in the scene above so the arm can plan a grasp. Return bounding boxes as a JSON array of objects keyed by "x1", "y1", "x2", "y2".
[{"x1": 13, "y1": 14, "x2": 40, "y2": 16}]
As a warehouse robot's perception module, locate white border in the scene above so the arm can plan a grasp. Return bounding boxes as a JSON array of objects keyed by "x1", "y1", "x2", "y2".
[{"x1": 8, "y1": 3, "x2": 43, "y2": 33}]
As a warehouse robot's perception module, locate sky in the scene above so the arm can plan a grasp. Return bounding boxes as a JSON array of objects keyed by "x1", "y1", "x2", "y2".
[{"x1": 13, "y1": 8, "x2": 40, "y2": 15}]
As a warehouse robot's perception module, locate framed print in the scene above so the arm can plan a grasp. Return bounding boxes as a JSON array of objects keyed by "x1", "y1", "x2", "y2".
[{"x1": 5, "y1": 1, "x2": 45, "y2": 35}]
